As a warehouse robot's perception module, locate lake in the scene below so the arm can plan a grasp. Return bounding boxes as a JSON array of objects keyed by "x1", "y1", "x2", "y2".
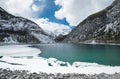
[
  {"x1": 32, "y1": 43, "x2": 120, "y2": 66},
  {"x1": 0, "y1": 44, "x2": 120, "y2": 73}
]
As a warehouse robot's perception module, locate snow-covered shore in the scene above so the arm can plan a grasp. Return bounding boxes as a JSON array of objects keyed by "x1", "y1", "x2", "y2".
[{"x1": 0, "y1": 45, "x2": 120, "y2": 74}]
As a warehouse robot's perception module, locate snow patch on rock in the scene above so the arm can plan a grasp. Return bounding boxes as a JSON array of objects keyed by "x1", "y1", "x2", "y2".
[
  {"x1": 90, "y1": 40, "x2": 96, "y2": 44},
  {"x1": 3, "y1": 37, "x2": 18, "y2": 44}
]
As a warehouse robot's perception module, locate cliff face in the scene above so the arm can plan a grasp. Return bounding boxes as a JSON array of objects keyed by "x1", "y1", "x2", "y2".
[
  {"x1": 63, "y1": 0, "x2": 120, "y2": 43},
  {"x1": 0, "y1": 7, "x2": 54, "y2": 43}
]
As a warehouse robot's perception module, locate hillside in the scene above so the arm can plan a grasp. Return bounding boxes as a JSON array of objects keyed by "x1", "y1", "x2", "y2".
[
  {"x1": 63, "y1": 0, "x2": 120, "y2": 44},
  {"x1": 0, "y1": 7, "x2": 54, "y2": 43}
]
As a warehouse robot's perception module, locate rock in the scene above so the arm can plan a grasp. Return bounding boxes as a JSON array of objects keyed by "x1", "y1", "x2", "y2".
[{"x1": 0, "y1": 68, "x2": 120, "y2": 79}]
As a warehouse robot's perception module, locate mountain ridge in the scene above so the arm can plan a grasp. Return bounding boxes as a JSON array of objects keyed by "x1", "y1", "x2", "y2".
[
  {"x1": 63, "y1": 0, "x2": 120, "y2": 44},
  {"x1": 0, "y1": 7, "x2": 54, "y2": 43}
]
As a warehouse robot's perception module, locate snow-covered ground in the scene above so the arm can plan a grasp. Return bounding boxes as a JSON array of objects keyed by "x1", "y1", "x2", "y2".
[{"x1": 0, "y1": 45, "x2": 120, "y2": 74}]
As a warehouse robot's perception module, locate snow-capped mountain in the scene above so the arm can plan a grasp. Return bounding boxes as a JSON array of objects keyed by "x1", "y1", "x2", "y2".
[
  {"x1": 34, "y1": 18, "x2": 71, "y2": 39},
  {"x1": 63, "y1": 0, "x2": 120, "y2": 44},
  {"x1": 45, "y1": 28, "x2": 71, "y2": 42},
  {"x1": 43, "y1": 28, "x2": 71, "y2": 39},
  {"x1": 0, "y1": 7, "x2": 54, "y2": 43}
]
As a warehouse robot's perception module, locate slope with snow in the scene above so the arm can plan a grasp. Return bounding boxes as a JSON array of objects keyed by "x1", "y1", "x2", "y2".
[
  {"x1": 63, "y1": 0, "x2": 120, "y2": 43},
  {"x1": 0, "y1": 7, "x2": 54, "y2": 43}
]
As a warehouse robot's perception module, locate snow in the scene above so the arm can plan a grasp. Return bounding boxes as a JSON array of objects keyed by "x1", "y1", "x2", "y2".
[
  {"x1": 3, "y1": 37, "x2": 18, "y2": 44},
  {"x1": 0, "y1": 56, "x2": 120, "y2": 74},
  {"x1": 90, "y1": 40, "x2": 96, "y2": 44},
  {"x1": 0, "y1": 7, "x2": 5, "y2": 12},
  {"x1": 104, "y1": 21, "x2": 119, "y2": 33},
  {"x1": 0, "y1": 45, "x2": 40, "y2": 57},
  {"x1": 0, "y1": 45, "x2": 120, "y2": 74},
  {"x1": 104, "y1": 23, "x2": 114, "y2": 33},
  {"x1": 72, "y1": 62, "x2": 104, "y2": 68},
  {"x1": 0, "y1": 19, "x2": 25, "y2": 31},
  {"x1": 31, "y1": 32, "x2": 54, "y2": 43}
]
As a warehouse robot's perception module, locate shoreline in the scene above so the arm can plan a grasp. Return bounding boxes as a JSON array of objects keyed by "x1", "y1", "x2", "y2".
[
  {"x1": 1, "y1": 42, "x2": 120, "y2": 46},
  {"x1": 0, "y1": 68, "x2": 120, "y2": 79},
  {"x1": 1, "y1": 56, "x2": 120, "y2": 74}
]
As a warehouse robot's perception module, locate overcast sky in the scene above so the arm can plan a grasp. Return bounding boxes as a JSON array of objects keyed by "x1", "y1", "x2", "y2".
[{"x1": 0, "y1": 0, "x2": 114, "y2": 31}]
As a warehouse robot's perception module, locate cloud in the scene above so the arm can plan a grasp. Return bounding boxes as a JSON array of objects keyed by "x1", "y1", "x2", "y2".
[
  {"x1": 34, "y1": 18, "x2": 71, "y2": 36},
  {"x1": 54, "y1": 0, "x2": 114, "y2": 26},
  {"x1": 32, "y1": 0, "x2": 46, "y2": 13},
  {"x1": 0, "y1": 0, "x2": 46, "y2": 19},
  {"x1": 0, "y1": 0, "x2": 33, "y2": 19},
  {"x1": 32, "y1": 4, "x2": 40, "y2": 12}
]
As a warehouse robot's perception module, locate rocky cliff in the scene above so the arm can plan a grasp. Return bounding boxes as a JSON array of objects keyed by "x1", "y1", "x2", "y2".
[
  {"x1": 63, "y1": 0, "x2": 120, "y2": 44},
  {"x1": 0, "y1": 7, "x2": 54, "y2": 43}
]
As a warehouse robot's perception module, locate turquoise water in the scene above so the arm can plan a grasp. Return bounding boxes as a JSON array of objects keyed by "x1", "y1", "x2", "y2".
[{"x1": 32, "y1": 43, "x2": 120, "y2": 66}]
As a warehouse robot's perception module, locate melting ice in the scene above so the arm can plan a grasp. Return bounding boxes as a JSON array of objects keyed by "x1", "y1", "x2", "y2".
[{"x1": 0, "y1": 45, "x2": 120, "y2": 74}]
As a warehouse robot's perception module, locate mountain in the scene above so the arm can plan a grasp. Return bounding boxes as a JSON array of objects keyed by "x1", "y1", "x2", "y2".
[
  {"x1": 63, "y1": 0, "x2": 120, "y2": 44},
  {"x1": 43, "y1": 28, "x2": 71, "y2": 42},
  {"x1": 43, "y1": 28, "x2": 71, "y2": 39},
  {"x1": 0, "y1": 7, "x2": 54, "y2": 43},
  {"x1": 34, "y1": 18, "x2": 71, "y2": 40}
]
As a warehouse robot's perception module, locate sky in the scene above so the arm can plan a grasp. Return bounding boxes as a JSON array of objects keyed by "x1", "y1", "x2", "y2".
[{"x1": 0, "y1": 0, "x2": 114, "y2": 32}]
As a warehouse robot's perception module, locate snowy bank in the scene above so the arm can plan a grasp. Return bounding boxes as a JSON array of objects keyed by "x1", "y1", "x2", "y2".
[
  {"x1": 0, "y1": 45, "x2": 41, "y2": 57},
  {"x1": 0, "y1": 45, "x2": 120, "y2": 74}
]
